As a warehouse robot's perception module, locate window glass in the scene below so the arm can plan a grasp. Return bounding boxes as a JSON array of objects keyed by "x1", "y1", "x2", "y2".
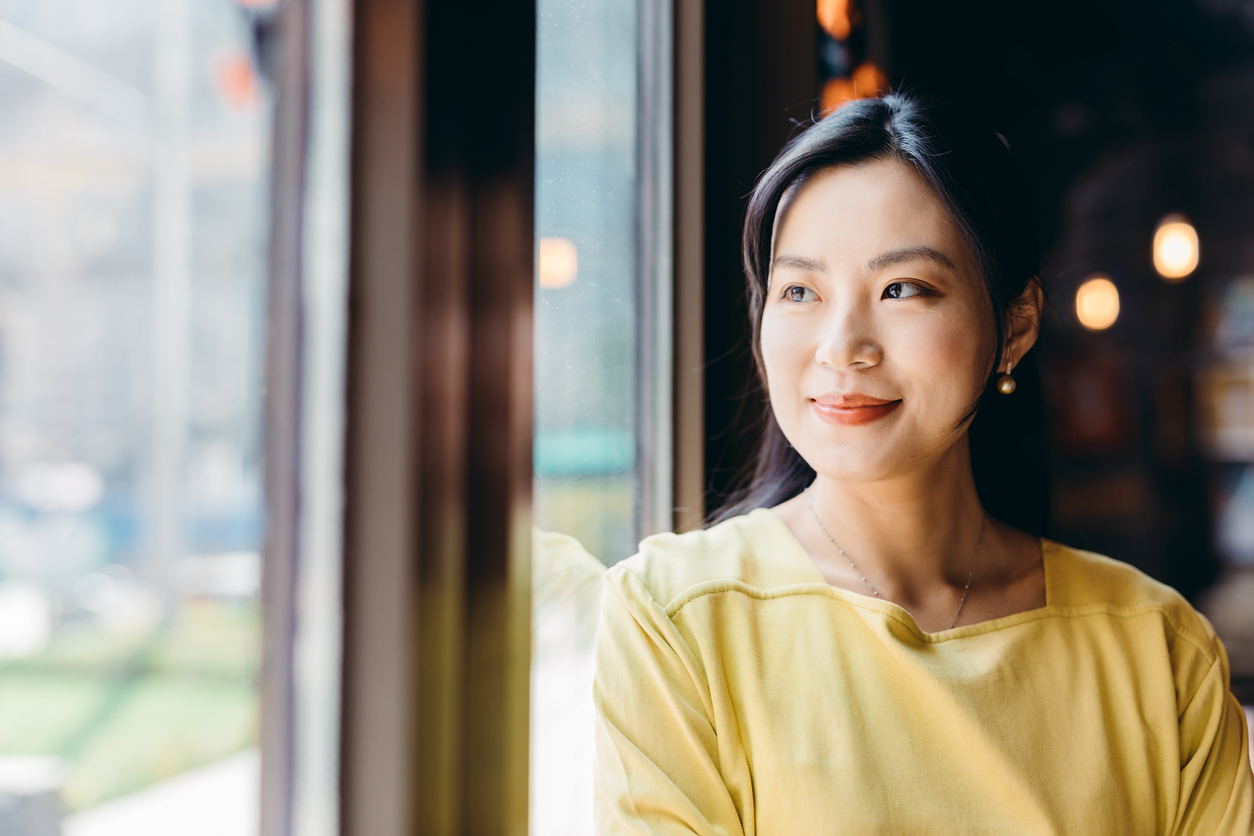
[
  {"x1": 0, "y1": 2, "x2": 268, "y2": 832},
  {"x1": 534, "y1": 0, "x2": 641, "y2": 567},
  {"x1": 532, "y1": 0, "x2": 668, "y2": 832}
]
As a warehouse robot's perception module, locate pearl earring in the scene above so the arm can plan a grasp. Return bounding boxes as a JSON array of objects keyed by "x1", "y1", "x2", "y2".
[{"x1": 996, "y1": 362, "x2": 1017, "y2": 395}]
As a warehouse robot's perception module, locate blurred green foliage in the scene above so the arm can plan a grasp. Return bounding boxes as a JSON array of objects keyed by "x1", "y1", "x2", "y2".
[{"x1": 0, "y1": 601, "x2": 258, "y2": 811}]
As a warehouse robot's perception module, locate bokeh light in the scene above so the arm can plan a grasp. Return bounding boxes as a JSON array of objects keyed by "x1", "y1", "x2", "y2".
[
  {"x1": 1075, "y1": 274, "x2": 1120, "y2": 330},
  {"x1": 820, "y1": 62, "x2": 887, "y2": 115},
  {"x1": 817, "y1": 0, "x2": 851, "y2": 40},
  {"x1": 538, "y1": 237, "x2": 578, "y2": 288},
  {"x1": 1153, "y1": 214, "x2": 1199, "y2": 281}
]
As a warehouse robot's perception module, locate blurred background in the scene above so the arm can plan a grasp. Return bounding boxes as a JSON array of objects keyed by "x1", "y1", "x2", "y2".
[
  {"x1": 0, "y1": 0, "x2": 270, "y2": 832},
  {"x1": 0, "y1": 0, "x2": 1252, "y2": 833}
]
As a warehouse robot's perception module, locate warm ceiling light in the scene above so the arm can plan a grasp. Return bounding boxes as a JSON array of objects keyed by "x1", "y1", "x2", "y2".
[
  {"x1": 1075, "y1": 274, "x2": 1120, "y2": 331},
  {"x1": 851, "y1": 62, "x2": 887, "y2": 98},
  {"x1": 821, "y1": 78, "x2": 857, "y2": 115},
  {"x1": 537, "y1": 237, "x2": 577, "y2": 289},
  {"x1": 817, "y1": 0, "x2": 851, "y2": 40},
  {"x1": 821, "y1": 63, "x2": 887, "y2": 116},
  {"x1": 1152, "y1": 214, "x2": 1198, "y2": 281}
]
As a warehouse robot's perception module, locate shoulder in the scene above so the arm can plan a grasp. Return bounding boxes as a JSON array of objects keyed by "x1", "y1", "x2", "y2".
[
  {"x1": 533, "y1": 528, "x2": 604, "y2": 612},
  {"x1": 608, "y1": 508, "x2": 817, "y2": 612},
  {"x1": 534, "y1": 528, "x2": 604, "y2": 586},
  {"x1": 1045, "y1": 540, "x2": 1220, "y2": 659}
]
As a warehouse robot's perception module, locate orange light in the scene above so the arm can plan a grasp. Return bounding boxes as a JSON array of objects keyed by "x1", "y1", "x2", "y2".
[
  {"x1": 213, "y1": 50, "x2": 262, "y2": 113},
  {"x1": 851, "y1": 62, "x2": 888, "y2": 97},
  {"x1": 821, "y1": 78, "x2": 857, "y2": 115},
  {"x1": 821, "y1": 63, "x2": 887, "y2": 116},
  {"x1": 1152, "y1": 214, "x2": 1199, "y2": 281},
  {"x1": 1075, "y1": 274, "x2": 1120, "y2": 331},
  {"x1": 817, "y1": 0, "x2": 851, "y2": 40},
  {"x1": 538, "y1": 237, "x2": 578, "y2": 288}
]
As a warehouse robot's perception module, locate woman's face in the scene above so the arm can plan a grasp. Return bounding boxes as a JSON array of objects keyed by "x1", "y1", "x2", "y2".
[{"x1": 760, "y1": 158, "x2": 996, "y2": 483}]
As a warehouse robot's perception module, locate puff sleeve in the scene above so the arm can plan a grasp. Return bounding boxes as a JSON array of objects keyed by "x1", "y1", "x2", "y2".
[
  {"x1": 592, "y1": 566, "x2": 747, "y2": 836},
  {"x1": 1172, "y1": 637, "x2": 1254, "y2": 835}
]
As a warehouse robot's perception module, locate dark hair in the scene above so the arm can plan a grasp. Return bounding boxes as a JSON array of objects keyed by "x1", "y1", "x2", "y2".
[{"x1": 713, "y1": 93, "x2": 1051, "y2": 536}]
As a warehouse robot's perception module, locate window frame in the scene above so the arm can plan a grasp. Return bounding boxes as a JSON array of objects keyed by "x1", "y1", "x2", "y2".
[{"x1": 261, "y1": 0, "x2": 710, "y2": 831}]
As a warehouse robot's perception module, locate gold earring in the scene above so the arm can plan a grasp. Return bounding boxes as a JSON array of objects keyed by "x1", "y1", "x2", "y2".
[{"x1": 997, "y1": 362, "x2": 1017, "y2": 395}]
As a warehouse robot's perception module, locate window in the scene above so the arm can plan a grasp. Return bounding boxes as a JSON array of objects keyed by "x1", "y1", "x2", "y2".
[
  {"x1": 533, "y1": 0, "x2": 672, "y2": 565},
  {"x1": 532, "y1": 0, "x2": 672, "y2": 831},
  {"x1": 0, "y1": 0, "x2": 701, "y2": 831},
  {"x1": 0, "y1": 2, "x2": 271, "y2": 832}
]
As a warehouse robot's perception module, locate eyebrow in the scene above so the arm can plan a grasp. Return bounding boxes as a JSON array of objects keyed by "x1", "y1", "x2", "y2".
[
  {"x1": 771, "y1": 246, "x2": 956, "y2": 277},
  {"x1": 771, "y1": 254, "x2": 829, "y2": 273},
  {"x1": 863, "y1": 246, "x2": 956, "y2": 273}
]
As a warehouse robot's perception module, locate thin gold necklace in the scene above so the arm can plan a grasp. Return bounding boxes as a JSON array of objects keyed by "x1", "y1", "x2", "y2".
[{"x1": 803, "y1": 486, "x2": 988, "y2": 630}]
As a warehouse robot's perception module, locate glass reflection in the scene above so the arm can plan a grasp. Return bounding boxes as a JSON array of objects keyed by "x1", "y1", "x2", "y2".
[
  {"x1": 534, "y1": 0, "x2": 640, "y2": 567},
  {"x1": 532, "y1": 0, "x2": 643, "y2": 832}
]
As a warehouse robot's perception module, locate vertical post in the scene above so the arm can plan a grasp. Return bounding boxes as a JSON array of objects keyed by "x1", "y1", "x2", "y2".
[
  {"x1": 150, "y1": 0, "x2": 191, "y2": 611},
  {"x1": 258, "y1": 0, "x2": 308, "y2": 831},
  {"x1": 340, "y1": 0, "x2": 419, "y2": 832},
  {"x1": 673, "y1": 0, "x2": 705, "y2": 531},
  {"x1": 336, "y1": 0, "x2": 535, "y2": 831},
  {"x1": 260, "y1": 0, "x2": 355, "y2": 833},
  {"x1": 294, "y1": 0, "x2": 354, "y2": 831},
  {"x1": 638, "y1": 0, "x2": 676, "y2": 540},
  {"x1": 412, "y1": 0, "x2": 535, "y2": 831}
]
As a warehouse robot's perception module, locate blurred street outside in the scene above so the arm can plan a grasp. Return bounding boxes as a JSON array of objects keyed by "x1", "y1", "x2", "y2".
[{"x1": 64, "y1": 748, "x2": 256, "y2": 836}]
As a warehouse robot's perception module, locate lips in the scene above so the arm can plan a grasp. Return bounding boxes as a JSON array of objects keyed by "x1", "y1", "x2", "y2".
[{"x1": 811, "y1": 392, "x2": 902, "y2": 426}]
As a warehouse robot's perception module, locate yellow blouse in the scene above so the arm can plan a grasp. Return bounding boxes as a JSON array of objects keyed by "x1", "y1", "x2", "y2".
[{"x1": 593, "y1": 509, "x2": 1253, "y2": 835}]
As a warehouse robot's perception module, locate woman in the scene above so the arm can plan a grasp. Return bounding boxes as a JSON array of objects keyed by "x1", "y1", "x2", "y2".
[{"x1": 593, "y1": 94, "x2": 1253, "y2": 835}]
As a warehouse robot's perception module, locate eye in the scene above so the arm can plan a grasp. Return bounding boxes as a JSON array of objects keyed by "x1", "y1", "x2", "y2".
[
  {"x1": 883, "y1": 281, "x2": 926, "y2": 300},
  {"x1": 784, "y1": 285, "x2": 818, "y2": 303}
]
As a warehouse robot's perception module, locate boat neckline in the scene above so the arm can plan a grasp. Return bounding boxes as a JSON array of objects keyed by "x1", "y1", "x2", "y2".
[{"x1": 752, "y1": 507, "x2": 1057, "y2": 642}]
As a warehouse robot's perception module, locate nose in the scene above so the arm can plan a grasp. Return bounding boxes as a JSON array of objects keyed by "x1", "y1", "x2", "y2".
[{"x1": 814, "y1": 297, "x2": 883, "y2": 369}]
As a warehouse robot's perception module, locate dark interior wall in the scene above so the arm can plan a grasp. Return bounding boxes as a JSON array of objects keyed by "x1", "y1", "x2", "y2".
[
  {"x1": 877, "y1": 0, "x2": 1254, "y2": 603},
  {"x1": 875, "y1": 0, "x2": 1220, "y2": 267},
  {"x1": 702, "y1": 0, "x2": 815, "y2": 511}
]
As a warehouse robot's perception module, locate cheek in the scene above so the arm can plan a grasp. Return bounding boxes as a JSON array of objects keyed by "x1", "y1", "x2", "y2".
[
  {"x1": 895, "y1": 314, "x2": 989, "y2": 404},
  {"x1": 759, "y1": 311, "x2": 811, "y2": 401}
]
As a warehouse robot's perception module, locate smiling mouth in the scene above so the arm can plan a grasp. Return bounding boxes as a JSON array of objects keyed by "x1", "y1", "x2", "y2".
[{"x1": 810, "y1": 395, "x2": 902, "y2": 426}]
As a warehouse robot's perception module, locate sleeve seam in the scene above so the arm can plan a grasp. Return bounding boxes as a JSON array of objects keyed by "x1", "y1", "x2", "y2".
[
  {"x1": 614, "y1": 565, "x2": 721, "y2": 728},
  {"x1": 613, "y1": 564, "x2": 708, "y2": 672},
  {"x1": 1175, "y1": 652, "x2": 1222, "y2": 721}
]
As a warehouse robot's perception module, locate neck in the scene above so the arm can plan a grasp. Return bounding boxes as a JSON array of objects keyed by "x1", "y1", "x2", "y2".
[{"x1": 805, "y1": 436, "x2": 987, "y2": 600}]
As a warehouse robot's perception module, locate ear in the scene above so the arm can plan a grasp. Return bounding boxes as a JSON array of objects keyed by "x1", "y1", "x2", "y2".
[{"x1": 1003, "y1": 279, "x2": 1043, "y2": 372}]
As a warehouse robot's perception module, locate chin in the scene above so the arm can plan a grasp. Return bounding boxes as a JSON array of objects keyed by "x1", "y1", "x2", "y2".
[
  {"x1": 792, "y1": 410, "x2": 960, "y2": 481},
  {"x1": 795, "y1": 445, "x2": 904, "y2": 485}
]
